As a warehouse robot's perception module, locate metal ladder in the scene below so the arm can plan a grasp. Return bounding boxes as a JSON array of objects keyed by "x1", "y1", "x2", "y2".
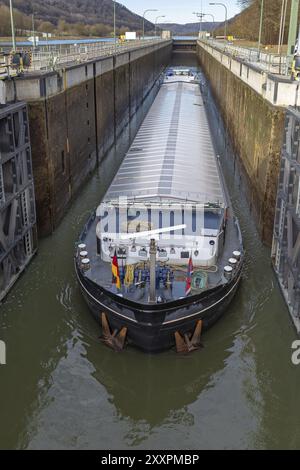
[{"x1": 21, "y1": 190, "x2": 32, "y2": 257}]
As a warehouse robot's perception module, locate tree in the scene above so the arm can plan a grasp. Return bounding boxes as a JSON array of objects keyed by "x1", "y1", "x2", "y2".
[
  {"x1": 213, "y1": 0, "x2": 297, "y2": 44},
  {"x1": 58, "y1": 20, "x2": 68, "y2": 33},
  {"x1": 0, "y1": 5, "x2": 11, "y2": 36},
  {"x1": 37, "y1": 21, "x2": 54, "y2": 33},
  {"x1": 73, "y1": 23, "x2": 88, "y2": 36},
  {"x1": 89, "y1": 23, "x2": 111, "y2": 37}
]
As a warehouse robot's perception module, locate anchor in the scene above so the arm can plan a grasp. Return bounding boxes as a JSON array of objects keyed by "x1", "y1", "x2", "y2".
[
  {"x1": 175, "y1": 320, "x2": 203, "y2": 354},
  {"x1": 100, "y1": 313, "x2": 127, "y2": 352}
]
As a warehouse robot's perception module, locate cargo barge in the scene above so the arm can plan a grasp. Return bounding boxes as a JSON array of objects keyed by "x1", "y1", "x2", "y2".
[{"x1": 75, "y1": 69, "x2": 243, "y2": 353}]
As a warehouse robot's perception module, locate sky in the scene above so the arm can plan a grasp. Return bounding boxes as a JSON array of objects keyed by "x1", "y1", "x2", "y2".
[{"x1": 120, "y1": 0, "x2": 242, "y2": 25}]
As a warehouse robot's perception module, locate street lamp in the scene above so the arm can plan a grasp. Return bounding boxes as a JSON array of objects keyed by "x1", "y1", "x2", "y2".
[
  {"x1": 257, "y1": 0, "x2": 264, "y2": 56},
  {"x1": 278, "y1": 0, "x2": 288, "y2": 55},
  {"x1": 203, "y1": 13, "x2": 216, "y2": 37},
  {"x1": 209, "y1": 2, "x2": 228, "y2": 39},
  {"x1": 155, "y1": 16, "x2": 166, "y2": 38},
  {"x1": 204, "y1": 13, "x2": 215, "y2": 23},
  {"x1": 287, "y1": 0, "x2": 300, "y2": 57},
  {"x1": 193, "y1": 12, "x2": 205, "y2": 35},
  {"x1": 143, "y1": 9, "x2": 158, "y2": 40},
  {"x1": 113, "y1": 0, "x2": 116, "y2": 52},
  {"x1": 9, "y1": 0, "x2": 16, "y2": 51}
]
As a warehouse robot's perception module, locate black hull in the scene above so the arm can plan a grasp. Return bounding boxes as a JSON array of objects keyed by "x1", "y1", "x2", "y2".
[{"x1": 76, "y1": 265, "x2": 242, "y2": 353}]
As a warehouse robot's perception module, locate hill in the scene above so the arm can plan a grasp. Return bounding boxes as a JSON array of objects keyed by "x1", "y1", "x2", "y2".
[
  {"x1": 216, "y1": 0, "x2": 300, "y2": 44},
  {"x1": 0, "y1": 0, "x2": 154, "y2": 37},
  {"x1": 160, "y1": 22, "x2": 220, "y2": 36}
]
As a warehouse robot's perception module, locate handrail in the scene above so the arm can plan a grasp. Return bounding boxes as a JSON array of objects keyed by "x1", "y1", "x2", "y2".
[
  {"x1": 25, "y1": 39, "x2": 167, "y2": 73},
  {"x1": 199, "y1": 38, "x2": 288, "y2": 76}
]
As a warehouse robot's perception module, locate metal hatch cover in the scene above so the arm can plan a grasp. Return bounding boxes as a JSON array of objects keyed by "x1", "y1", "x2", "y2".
[{"x1": 105, "y1": 81, "x2": 226, "y2": 207}]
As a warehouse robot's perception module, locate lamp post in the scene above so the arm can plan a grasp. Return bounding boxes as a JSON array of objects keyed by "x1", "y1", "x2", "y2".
[
  {"x1": 155, "y1": 16, "x2": 166, "y2": 38},
  {"x1": 143, "y1": 9, "x2": 158, "y2": 40},
  {"x1": 193, "y1": 12, "x2": 205, "y2": 36},
  {"x1": 194, "y1": 0, "x2": 204, "y2": 34},
  {"x1": 113, "y1": 0, "x2": 116, "y2": 52},
  {"x1": 209, "y1": 2, "x2": 228, "y2": 39},
  {"x1": 278, "y1": 0, "x2": 288, "y2": 55},
  {"x1": 203, "y1": 13, "x2": 215, "y2": 23},
  {"x1": 257, "y1": 0, "x2": 264, "y2": 57},
  {"x1": 9, "y1": 0, "x2": 16, "y2": 51},
  {"x1": 203, "y1": 13, "x2": 216, "y2": 37},
  {"x1": 287, "y1": 0, "x2": 300, "y2": 57}
]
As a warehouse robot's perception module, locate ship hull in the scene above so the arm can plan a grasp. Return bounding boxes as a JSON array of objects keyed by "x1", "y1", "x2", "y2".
[
  {"x1": 74, "y1": 71, "x2": 244, "y2": 353},
  {"x1": 76, "y1": 264, "x2": 242, "y2": 353}
]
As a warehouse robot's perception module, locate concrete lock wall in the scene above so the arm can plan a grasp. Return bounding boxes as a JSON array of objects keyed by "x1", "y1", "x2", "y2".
[
  {"x1": 197, "y1": 42, "x2": 286, "y2": 245},
  {"x1": 4, "y1": 41, "x2": 172, "y2": 236}
]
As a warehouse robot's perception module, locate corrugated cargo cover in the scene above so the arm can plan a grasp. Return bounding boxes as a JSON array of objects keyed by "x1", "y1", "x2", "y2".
[{"x1": 105, "y1": 81, "x2": 225, "y2": 206}]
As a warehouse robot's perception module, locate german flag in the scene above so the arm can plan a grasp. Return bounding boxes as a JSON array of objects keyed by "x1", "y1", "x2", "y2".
[
  {"x1": 185, "y1": 255, "x2": 194, "y2": 296},
  {"x1": 112, "y1": 249, "x2": 121, "y2": 290}
]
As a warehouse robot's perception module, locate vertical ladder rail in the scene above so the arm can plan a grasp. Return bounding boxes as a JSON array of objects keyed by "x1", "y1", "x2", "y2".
[{"x1": 21, "y1": 189, "x2": 32, "y2": 257}]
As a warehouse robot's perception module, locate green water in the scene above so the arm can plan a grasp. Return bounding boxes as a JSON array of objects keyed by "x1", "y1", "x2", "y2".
[{"x1": 0, "y1": 55, "x2": 299, "y2": 450}]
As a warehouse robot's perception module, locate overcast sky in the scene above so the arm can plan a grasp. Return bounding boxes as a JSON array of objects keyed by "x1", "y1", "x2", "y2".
[{"x1": 120, "y1": 0, "x2": 242, "y2": 24}]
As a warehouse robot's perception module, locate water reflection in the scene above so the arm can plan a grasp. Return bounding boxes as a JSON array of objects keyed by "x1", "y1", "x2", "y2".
[{"x1": 89, "y1": 340, "x2": 232, "y2": 426}]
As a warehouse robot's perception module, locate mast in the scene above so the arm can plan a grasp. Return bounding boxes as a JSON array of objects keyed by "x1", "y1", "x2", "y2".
[{"x1": 149, "y1": 239, "x2": 156, "y2": 303}]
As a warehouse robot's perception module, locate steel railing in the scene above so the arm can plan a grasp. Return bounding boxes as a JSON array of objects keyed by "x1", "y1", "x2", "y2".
[
  {"x1": 200, "y1": 39, "x2": 289, "y2": 75},
  {"x1": 27, "y1": 39, "x2": 165, "y2": 73}
]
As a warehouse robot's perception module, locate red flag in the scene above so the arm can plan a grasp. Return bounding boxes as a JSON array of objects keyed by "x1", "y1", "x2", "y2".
[{"x1": 185, "y1": 256, "x2": 194, "y2": 296}]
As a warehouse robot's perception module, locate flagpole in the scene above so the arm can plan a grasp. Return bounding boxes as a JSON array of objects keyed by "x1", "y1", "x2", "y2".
[
  {"x1": 185, "y1": 253, "x2": 194, "y2": 296},
  {"x1": 149, "y1": 239, "x2": 157, "y2": 303},
  {"x1": 112, "y1": 248, "x2": 121, "y2": 290}
]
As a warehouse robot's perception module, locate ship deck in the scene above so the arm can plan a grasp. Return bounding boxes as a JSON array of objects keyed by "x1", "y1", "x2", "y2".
[{"x1": 80, "y1": 210, "x2": 242, "y2": 305}]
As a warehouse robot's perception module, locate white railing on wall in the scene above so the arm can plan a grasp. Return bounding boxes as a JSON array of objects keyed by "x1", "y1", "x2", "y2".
[
  {"x1": 198, "y1": 39, "x2": 298, "y2": 107},
  {"x1": 1, "y1": 38, "x2": 168, "y2": 76},
  {"x1": 200, "y1": 39, "x2": 288, "y2": 76}
]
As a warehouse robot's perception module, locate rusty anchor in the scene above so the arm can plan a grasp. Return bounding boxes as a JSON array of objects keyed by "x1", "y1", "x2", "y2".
[
  {"x1": 175, "y1": 319, "x2": 203, "y2": 354},
  {"x1": 100, "y1": 312, "x2": 127, "y2": 352}
]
